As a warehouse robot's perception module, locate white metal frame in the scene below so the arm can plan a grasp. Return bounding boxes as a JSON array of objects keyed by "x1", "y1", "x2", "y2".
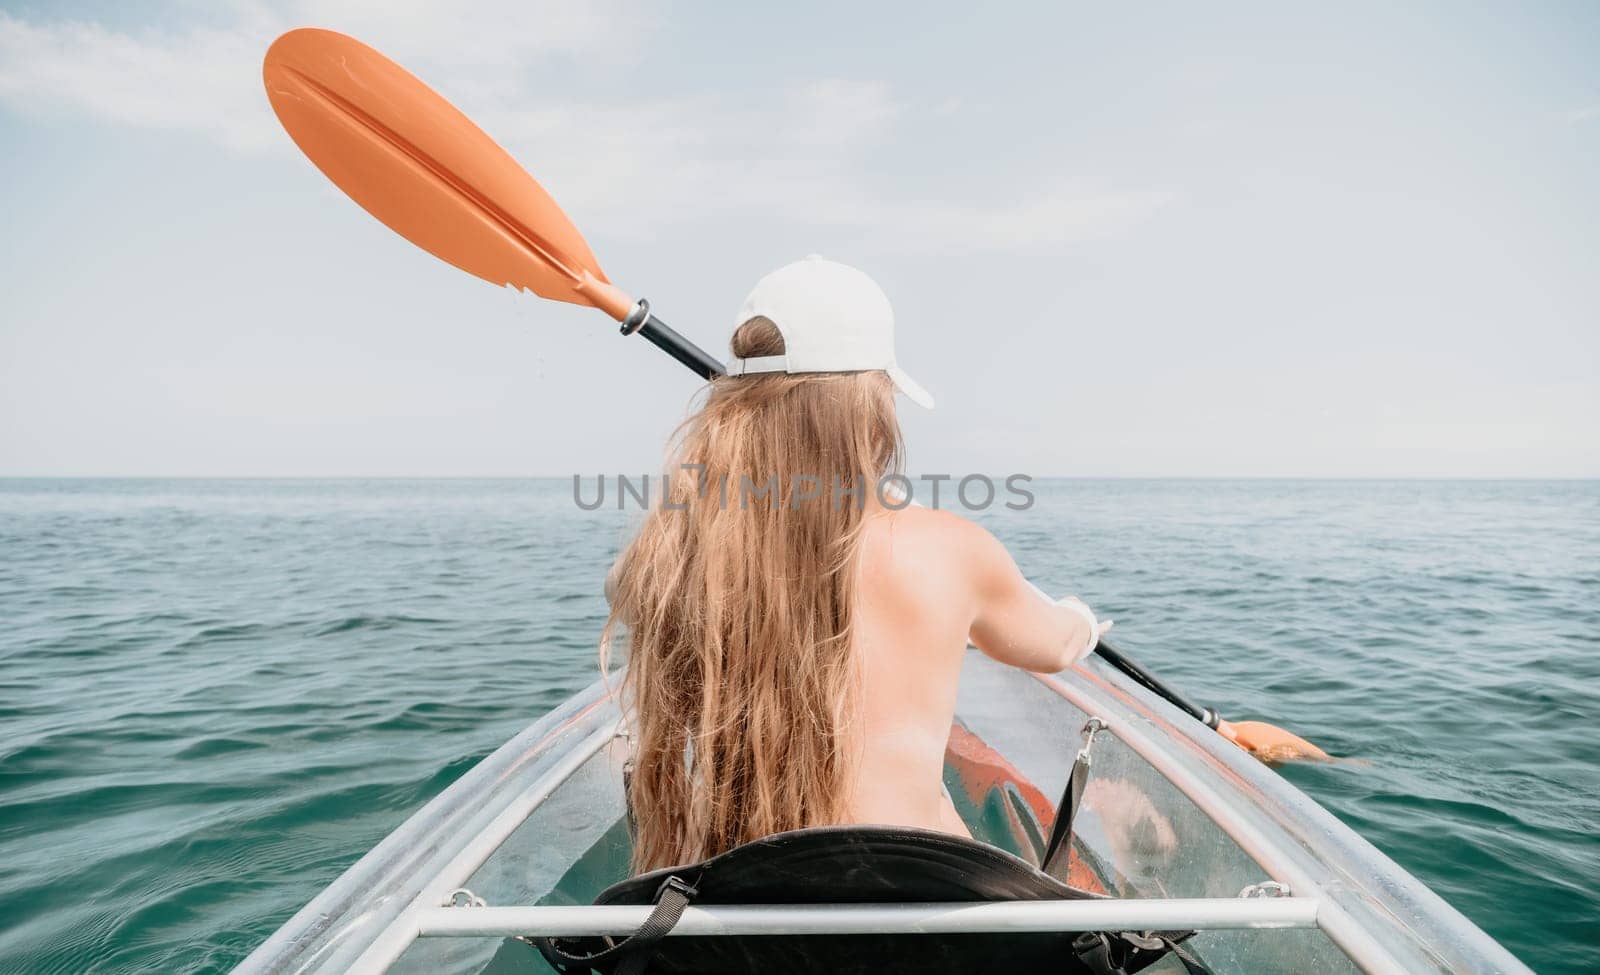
[{"x1": 412, "y1": 897, "x2": 1320, "y2": 938}]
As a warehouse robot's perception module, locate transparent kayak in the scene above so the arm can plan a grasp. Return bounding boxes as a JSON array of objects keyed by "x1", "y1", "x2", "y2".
[{"x1": 231, "y1": 652, "x2": 1531, "y2": 975}]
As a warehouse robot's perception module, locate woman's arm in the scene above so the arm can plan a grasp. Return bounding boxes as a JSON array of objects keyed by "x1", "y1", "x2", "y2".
[{"x1": 960, "y1": 519, "x2": 1108, "y2": 673}]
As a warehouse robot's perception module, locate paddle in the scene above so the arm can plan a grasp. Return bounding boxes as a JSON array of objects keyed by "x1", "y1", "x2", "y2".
[
  {"x1": 261, "y1": 28, "x2": 1327, "y2": 763},
  {"x1": 261, "y1": 27, "x2": 722, "y2": 381},
  {"x1": 1096, "y1": 641, "x2": 1326, "y2": 761}
]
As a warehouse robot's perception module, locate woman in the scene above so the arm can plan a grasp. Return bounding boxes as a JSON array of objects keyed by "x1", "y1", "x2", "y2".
[{"x1": 604, "y1": 256, "x2": 1109, "y2": 874}]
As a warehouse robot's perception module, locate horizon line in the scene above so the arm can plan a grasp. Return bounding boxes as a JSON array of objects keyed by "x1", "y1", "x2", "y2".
[{"x1": 1, "y1": 474, "x2": 1597, "y2": 483}]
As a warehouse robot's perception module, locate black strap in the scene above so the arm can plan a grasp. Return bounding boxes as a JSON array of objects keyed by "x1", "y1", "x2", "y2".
[
  {"x1": 1042, "y1": 750, "x2": 1089, "y2": 877},
  {"x1": 1170, "y1": 939, "x2": 1214, "y2": 975},
  {"x1": 1073, "y1": 930, "x2": 1215, "y2": 975},
  {"x1": 534, "y1": 875, "x2": 697, "y2": 975},
  {"x1": 1044, "y1": 718, "x2": 1107, "y2": 879}
]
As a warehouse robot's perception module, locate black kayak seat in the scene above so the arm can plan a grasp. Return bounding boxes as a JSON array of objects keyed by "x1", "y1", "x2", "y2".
[{"x1": 534, "y1": 825, "x2": 1198, "y2": 975}]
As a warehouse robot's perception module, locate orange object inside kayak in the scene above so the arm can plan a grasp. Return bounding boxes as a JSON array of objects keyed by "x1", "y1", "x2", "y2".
[{"x1": 262, "y1": 27, "x2": 634, "y2": 320}]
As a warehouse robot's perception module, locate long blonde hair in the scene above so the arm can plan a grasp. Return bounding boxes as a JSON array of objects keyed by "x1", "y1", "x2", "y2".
[{"x1": 602, "y1": 317, "x2": 904, "y2": 874}]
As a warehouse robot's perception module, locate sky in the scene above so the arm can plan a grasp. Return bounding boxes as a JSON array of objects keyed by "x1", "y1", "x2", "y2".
[{"x1": 1, "y1": 1, "x2": 1596, "y2": 478}]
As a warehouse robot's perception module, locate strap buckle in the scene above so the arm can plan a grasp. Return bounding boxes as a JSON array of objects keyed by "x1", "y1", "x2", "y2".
[
  {"x1": 1076, "y1": 716, "x2": 1108, "y2": 767},
  {"x1": 525, "y1": 874, "x2": 699, "y2": 971},
  {"x1": 655, "y1": 874, "x2": 699, "y2": 903}
]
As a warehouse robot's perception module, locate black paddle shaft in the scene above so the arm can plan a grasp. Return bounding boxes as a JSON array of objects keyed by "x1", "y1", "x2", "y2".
[
  {"x1": 621, "y1": 306, "x2": 1225, "y2": 733},
  {"x1": 1094, "y1": 639, "x2": 1222, "y2": 729},
  {"x1": 620, "y1": 300, "x2": 726, "y2": 380}
]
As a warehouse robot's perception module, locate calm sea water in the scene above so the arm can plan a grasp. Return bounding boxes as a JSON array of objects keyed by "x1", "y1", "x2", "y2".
[{"x1": 0, "y1": 479, "x2": 1595, "y2": 973}]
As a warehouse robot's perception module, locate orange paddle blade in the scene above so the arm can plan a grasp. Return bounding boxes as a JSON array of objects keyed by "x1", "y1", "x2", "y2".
[
  {"x1": 1218, "y1": 719, "x2": 1331, "y2": 764},
  {"x1": 262, "y1": 28, "x2": 634, "y2": 319}
]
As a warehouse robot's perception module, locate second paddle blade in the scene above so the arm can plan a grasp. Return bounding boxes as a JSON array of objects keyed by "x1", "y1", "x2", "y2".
[{"x1": 263, "y1": 28, "x2": 631, "y2": 317}]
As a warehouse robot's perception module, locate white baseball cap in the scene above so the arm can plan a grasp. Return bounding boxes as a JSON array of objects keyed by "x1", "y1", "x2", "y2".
[{"x1": 727, "y1": 255, "x2": 934, "y2": 409}]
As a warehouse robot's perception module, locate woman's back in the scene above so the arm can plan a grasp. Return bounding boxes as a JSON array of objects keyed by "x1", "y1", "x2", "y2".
[
  {"x1": 849, "y1": 504, "x2": 974, "y2": 834},
  {"x1": 848, "y1": 503, "x2": 1103, "y2": 836}
]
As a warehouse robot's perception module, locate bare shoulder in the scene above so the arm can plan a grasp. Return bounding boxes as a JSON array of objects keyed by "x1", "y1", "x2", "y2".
[
  {"x1": 859, "y1": 505, "x2": 1004, "y2": 581},
  {"x1": 853, "y1": 506, "x2": 974, "y2": 646},
  {"x1": 863, "y1": 502, "x2": 968, "y2": 544}
]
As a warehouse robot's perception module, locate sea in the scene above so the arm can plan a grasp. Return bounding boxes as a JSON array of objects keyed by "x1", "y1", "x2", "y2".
[{"x1": 0, "y1": 478, "x2": 1595, "y2": 974}]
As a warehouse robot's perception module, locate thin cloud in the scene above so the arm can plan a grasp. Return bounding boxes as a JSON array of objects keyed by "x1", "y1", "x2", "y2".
[
  {"x1": 0, "y1": 1, "x2": 652, "y2": 150},
  {"x1": 0, "y1": 11, "x2": 279, "y2": 150},
  {"x1": 0, "y1": 3, "x2": 1170, "y2": 253},
  {"x1": 476, "y1": 82, "x2": 903, "y2": 228}
]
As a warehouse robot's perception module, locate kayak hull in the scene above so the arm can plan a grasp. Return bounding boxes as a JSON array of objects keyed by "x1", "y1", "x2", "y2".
[{"x1": 232, "y1": 653, "x2": 1530, "y2": 975}]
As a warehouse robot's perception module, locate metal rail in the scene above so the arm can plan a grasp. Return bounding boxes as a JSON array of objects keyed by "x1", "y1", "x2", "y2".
[{"x1": 414, "y1": 897, "x2": 1321, "y2": 938}]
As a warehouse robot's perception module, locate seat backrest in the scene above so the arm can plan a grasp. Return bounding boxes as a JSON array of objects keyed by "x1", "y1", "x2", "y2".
[{"x1": 536, "y1": 825, "x2": 1193, "y2": 975}]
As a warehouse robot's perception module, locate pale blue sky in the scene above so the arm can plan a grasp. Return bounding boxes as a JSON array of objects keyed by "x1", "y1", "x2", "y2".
[{"x1": 1, "y1": 1, "x2": 1596, "y2": 477}]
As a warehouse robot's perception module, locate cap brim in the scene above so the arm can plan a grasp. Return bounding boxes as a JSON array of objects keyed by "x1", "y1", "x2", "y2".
[{"x1": 887, "y1": 365, "x2": 935, "y2": 409}]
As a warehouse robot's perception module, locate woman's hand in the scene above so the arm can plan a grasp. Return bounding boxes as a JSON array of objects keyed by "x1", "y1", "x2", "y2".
[{"x1": 1057, "y1": 595, "x2": 1113, "y2": 659}]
